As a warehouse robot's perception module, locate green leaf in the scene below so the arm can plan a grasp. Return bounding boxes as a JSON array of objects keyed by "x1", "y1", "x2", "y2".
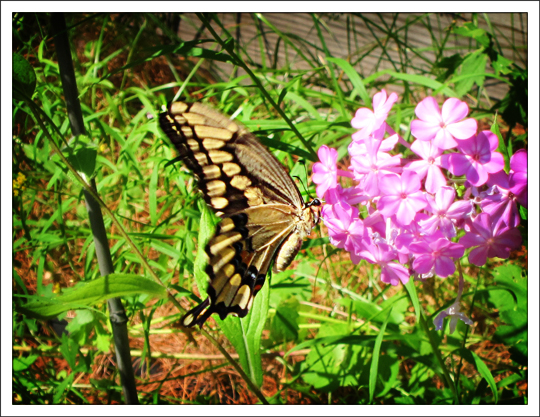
[
  {"x1": 519, "y1": 205, "x2": 528, "y2": 221},
  {"x1": 59, "y1": 333, "x2": 79, "y2": 370},
  {"x1": 388, "y1": 72, "x2": 457, "y2": 97},
  {"x1": 491, "y1": 121, "x2": 509, "y2": 171},
  {"x1": 326, "y1": 57, "x2": 370, "y2": 105},
  {"x1": 457, "y1": 347, "x2": 499, "y2": 404},
  {"x1": 434, "y1": 54, "x2": 464, "y2": 81},
  {"x1": 150, "y1": 240, "x2": 182, "y2": 261},
  {"x1": 285, "y1": 91, "x2": 322, "y2": 120},
  {"x1": 491, "y1": 66, "x2": 528, "y2": 128},
  {"x1": 270, "y1": 298, "x2": 300, "y2": 343},
  {"x1": 404, "y1": 278, "x2": 421, "y2": 323},
  {"x1": 489, "y1": 265, "x2": 528, "y2": 364},
  {"x1": 277, "y1": 87, "x2": 288, "y2": 107},
  {"x1": 369, "y1": 306, "x2": 392, "y2": 403},
  {"x1": 66, "y1": 147, "x2": 97, "y2": 180},
  {"x1": 453, "y1": 22, "x2": 491, "y2": 48},
  {"x1": 218, "y1": 278, "x2": 269, "y2": 388},
  {"x1": 338, "y1": 295, "x2": 407, "y2": 326},
  {"x1": 454, "y1": 50, "x2": 488, "y2": 97},
  {"x1": 470, "y1": 351, "x2": 498, "y2": 403},
  {"x1": 191, "y1": 201, "x2": 268, "y2": 387},
  {"x1": 192, "y1": 200, "x2": 218, "y2": 296},
  {"x1": 17, "y1": 274, "x2": 167, "y2": 319},
  {"x1": 13, "y1": 53, "x2": 37, "y2": 100},
  {"x1": 13, "y1": 355, "x2": 39, "y2": 372},
  {"x1": 492, "y1": 54, "x2": 514, "y2": 76},
  {"x1": 270, "y1": 269, "x2": 312, "y2": 306},
  {"x1": 65, "y1": 309, "x2": 95, "y2": 333},
  {"x1": 53, "y1": 367, "x2": 75, "y2": 404},
  {"x1": 376, "y1": 354, "x2": 400, "y2": 397},
  {"x1": 149, "y1": 163, "x2": 159, "y2": 225},
  {"x1": 299, "y1": 323, "x2": 366, "y2": 392},
  {"x1": 94, "y1": 322, "x2": 112, "y2": 353}
]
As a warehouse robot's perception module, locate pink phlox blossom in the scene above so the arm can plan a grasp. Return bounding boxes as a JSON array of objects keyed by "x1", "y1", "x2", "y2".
[
  {"x1": 385, "y1": 217, "x2": 401, "y2": 247},
  {"x1": 459, "y1": 212, "x2": 522, "y2": 266},
  {"x1": 322, "y1": 200, "x2": 367, "y2": 256},
  {"x1": 404, "y1": 139, "x2": 447, "y2": 193},
  {"x1": 377, "y1": 171, "x2": 428, "y2": 226},
  {"x1": 433, "y1": 300, "x2": 474, "y2": 333},
  {"x1": 349, "y1": 148, "x2": 402, "y2": 198},
  {"x1": 509, "y1": 149, "x2": 528, "y2": 207},
  {"x1": 410, "y1": 237, "x2": 465, "y2": 278},
  {"x1": 324, "y1": 184, "x2": 369, "y2": 207},
  {"x1": 339, "y1": 184, "x2": 370, "y2": 206},
  {"x1": 312, "y1": 145, "x2": 338, "y2": 199},
  {"x1": 510, "y1": 148, "x2": 527, "y2": 175},
  {"x1": 351, "y1": 122, "x2": 386, "y2": 144},
  {"x1": 411, "y1": 97, "x2": 478, "y2": 150},
  {"x1": 409, "y1": 230, "x2": 451, "y2": 280},
  {"x1": 482, "y1": 172, "x2": 521, "y2": 228},
  {"x1": 352, "y1": 128, "x2": 399, "y2": 155},
  {"x1": 314, "y1": 92, "x2": 523, "y2": 288},
  {"x1": 381, "y1": 133, "x2": 399, "y2": 152},
  {"x1": 370, "y1": 217, "x2": 399, "y2": 249},
  {"x1": 394, "y1": 213, "x2": 430, "y2": 263},
  {"x1": 348, "y1": 138, "x2": 368, "y2": 156},
  {"x1": 351, "y1": 89, "x2": 398, "y2": 138},
  {"x1": 363, "y1": 209, "x2": 387, "y2": 238},
  {"x1": 357, "y1": 242, "x2": 410, "y2": 286},
  {"x1": 380, "y1": 218, "x2": 410, "y2": 264},
  {"x1": 419, "y1": 186, "x2": 474, "y2": 237},
  {"x1": 323, "y1": 185, "x2": 346, "y2": 205},
  {"x1": 462, "y1": 181, "x2": 483, "y2": 204},
  {"x1": 442, "y1": 130, "x2": 505, "y2": 187},
  {"x1": 349, "y1": 126, "x2": 399, "y2": 159}
]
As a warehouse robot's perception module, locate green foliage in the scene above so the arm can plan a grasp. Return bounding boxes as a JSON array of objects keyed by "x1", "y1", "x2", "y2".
[
  {"x1": 489, "y1": 265, "x2": 528, "y2": 365},
  {"x1": 17, "y1": 274, "x2": 168, "y2": 320},
  {"x1": 12, "y1": 12, "x2": 527, "y2": 405},
  {"x1": 13, "y1": 52, "x2": 36, "y2": 100}
]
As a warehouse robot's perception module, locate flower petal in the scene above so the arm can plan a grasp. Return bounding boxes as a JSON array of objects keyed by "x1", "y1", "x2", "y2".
[
  {"x1": 411, "y1": 119, "x2": 440, "y2": 141},
  {"x1": 415, "y1": 97, "x2": 442, "y2": 122},
  {"x1": 441, "y1": 98, "x2": 469, "y2": 123}
]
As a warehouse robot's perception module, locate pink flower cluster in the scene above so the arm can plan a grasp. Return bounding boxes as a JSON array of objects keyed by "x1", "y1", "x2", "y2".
[{"x1": 312, "y1": 91, "x2": 526, "y2": 289}]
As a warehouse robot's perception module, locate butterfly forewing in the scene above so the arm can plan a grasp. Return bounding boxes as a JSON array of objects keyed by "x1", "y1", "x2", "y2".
[{"x1": 159, "y1": 101, "x2": 319, "y2": 327}]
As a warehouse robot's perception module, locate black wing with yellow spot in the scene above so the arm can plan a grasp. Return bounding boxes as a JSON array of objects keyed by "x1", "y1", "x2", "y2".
[{"x1": 159, "y1": 102, "x2": 320, "y2": 328}]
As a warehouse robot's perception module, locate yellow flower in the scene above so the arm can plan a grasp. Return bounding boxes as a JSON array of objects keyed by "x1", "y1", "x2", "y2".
[
  {"x1": 13, "y1": 172, "x2": 27, "y2": 196},
  {"x1": 17, "y1": 172, "x2": 26, "y2": 185}
]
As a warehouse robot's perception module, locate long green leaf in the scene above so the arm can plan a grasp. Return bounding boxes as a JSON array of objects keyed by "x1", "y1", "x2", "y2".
[
  {"x1": 369, "y1": 306, "x2": 393, "y2": 403},
  {"x1": 17, "y1": 274, "x2": 167, "y2": 319},
  {"x1": 326, "y1": 57, "x2": 370, "y2": 105},
  {"x1": 192, "y1": 201, "x2": 269, "y2": 387},
  {"x1": 458, "y1": 348, "x2": 499, "y2": 404}
]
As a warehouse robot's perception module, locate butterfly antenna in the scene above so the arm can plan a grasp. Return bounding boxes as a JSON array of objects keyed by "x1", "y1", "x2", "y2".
[{"x1": 293, "y1": 159, "x2": 316, "y2": 201}]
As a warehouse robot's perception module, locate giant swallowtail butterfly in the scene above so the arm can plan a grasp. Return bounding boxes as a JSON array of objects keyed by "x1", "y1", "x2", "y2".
[{"x1": 159, "y1": 102, "x2": 320, "y2": 327}]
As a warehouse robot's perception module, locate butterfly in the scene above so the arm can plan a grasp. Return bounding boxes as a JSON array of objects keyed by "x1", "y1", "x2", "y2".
[{"x1": 159, "y1": 101, "x2": 320, "y2": 327}]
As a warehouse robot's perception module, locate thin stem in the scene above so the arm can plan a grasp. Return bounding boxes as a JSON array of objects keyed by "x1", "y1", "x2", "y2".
[
  {"x1": 197, "y1": 13, "x2": 318, "y2": 161},
  {"x1": 50, "y1": 13, "x2": 139, "y2": 404},
  {"x1": 454, "y1": 261, "x2": 481, "y2": 394},
  {"x1": 418, "y1": 310, "x2": 458, "y2": 402}
]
